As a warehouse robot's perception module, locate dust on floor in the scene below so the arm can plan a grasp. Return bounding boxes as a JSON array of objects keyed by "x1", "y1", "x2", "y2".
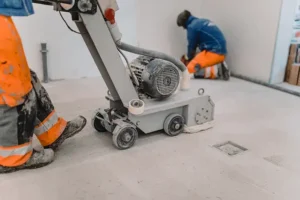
[{"x1": 1, "y1": 77, "x2": 300, "y2": 200}]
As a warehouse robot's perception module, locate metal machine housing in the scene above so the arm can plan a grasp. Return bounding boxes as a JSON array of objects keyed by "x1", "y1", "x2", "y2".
[{"x1": 33, "y1": 0, "x2": 215, "y2": 150}]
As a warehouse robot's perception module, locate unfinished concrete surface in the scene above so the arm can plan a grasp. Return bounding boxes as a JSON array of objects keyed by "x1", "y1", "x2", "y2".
[
  {"x1": 277, "y1": 82, "x2": 300, "y2": 93},
  {"x1": 1, "y1": 77, "x2": 300, "y2": 200}
]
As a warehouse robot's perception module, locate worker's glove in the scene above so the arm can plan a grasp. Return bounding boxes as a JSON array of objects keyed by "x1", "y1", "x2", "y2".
[{"x1": 181, "y1": 54, "x2": 190, "y2": 66}]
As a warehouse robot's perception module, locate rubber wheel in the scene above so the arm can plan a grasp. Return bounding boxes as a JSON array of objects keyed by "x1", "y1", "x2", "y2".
[
  {"x1": 164, "y1": 114, "x2": 185, "y2": 136},
  {"x1": 113, "y1": 126, "x2": 138, "y2": 150},
  {"x1": 92, "y1": 112, "x2": 106, "y2": 132}
]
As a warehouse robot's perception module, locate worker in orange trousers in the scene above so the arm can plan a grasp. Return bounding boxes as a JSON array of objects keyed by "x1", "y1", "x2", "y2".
[
  {"x1": 177, "y1": 10, "x2": 230, "y2": 80},
  {"x1": 0, "y1": 2, "x2": 86, "y2": 173}
]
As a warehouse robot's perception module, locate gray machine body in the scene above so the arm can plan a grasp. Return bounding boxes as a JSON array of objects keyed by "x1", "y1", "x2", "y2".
[
  {"x1": 130, "y1": 56, "x2": 180, "y2": 100},
  {"x1": 73, "y1": 5, "x2": 214, "y2": 135},
  {"x1": 128, "y1": 91, "x2": 214, "y2": 134},
  {"x1": 30, "y1": 0, "x2": 215, "y2": 149}
]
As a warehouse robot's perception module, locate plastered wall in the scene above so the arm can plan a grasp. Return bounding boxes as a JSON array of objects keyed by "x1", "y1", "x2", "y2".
[
  {"x1": 136, "y1": 0, "x2": 283, "y2": 82},
  {"x1": 15, "y1": 0, "x2": 284, "y2": 83},
  {"x1": 14, "y1": 0, "x2": 137, "y2": 80}
]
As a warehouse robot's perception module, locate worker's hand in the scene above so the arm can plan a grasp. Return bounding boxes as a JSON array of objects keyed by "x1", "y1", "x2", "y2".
[{"x1": 181, "y1": 54, "x2": 189, "y2": 66}]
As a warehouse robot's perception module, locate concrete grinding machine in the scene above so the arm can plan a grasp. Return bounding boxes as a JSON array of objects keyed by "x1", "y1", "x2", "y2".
[{"x1": 33, "y1": 0, "x2": 215, "y2": 150}]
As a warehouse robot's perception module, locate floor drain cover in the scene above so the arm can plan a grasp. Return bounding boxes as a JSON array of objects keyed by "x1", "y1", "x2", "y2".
[{"x1": 214, "y1": 141, "x2": 247, "y2": 156}]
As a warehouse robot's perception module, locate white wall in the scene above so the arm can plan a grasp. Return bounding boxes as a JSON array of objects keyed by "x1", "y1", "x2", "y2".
[
  {"x1": 116, "y1": 0, "x2": 138, "y2": 62},
  {"x1": 14, "y1": 4, "x2": 97, "y2": 80},
  {"x1": 136, "y1": 0, "x2": 283, "y2": 82},
  {"x1": 14, "y1": 0, "x2": 137, "y2": 81},
  {"x1": 15, "y1": 0, "x2": 285, "y2": 82},
  {"x1": 270, "y1": 0, "x2": 298, "y2": 84},
  {"x1": 136, "y1": 0, "x2": 197, "y2": 59}
]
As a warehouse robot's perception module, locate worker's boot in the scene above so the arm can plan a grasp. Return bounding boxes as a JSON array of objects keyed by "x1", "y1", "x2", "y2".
[
  {"x1": 45, "y1": 116, "x2": 87, "y2": 151},
  {"x1": 0, "y1": 149, "x2": 55, "y2": 174},
  {"x1": 219, "y1": 62, "x2": 230, "y2": 81}
]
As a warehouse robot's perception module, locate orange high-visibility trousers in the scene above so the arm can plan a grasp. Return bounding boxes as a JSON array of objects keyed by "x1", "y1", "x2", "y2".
[
  {"x1": 0, "y1": 71, "x2": 67, "y2": 167},
  {"x1": 187, "y1": 50, "x2": 225, "y2": 74},
  {"x1": 193, "y1": 65, "x2": 220, "y2": 79},
  {"x1": 0, "y1": 16, "x2": 67, "y2": 167},
  {"x1": 0, "y1": 15, "x2": 32, "y2": 107}
]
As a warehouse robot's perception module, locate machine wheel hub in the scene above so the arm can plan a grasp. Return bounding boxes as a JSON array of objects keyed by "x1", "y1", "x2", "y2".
[{"x1": 122, "y1": 132, "x2": 132, "y2": 142}]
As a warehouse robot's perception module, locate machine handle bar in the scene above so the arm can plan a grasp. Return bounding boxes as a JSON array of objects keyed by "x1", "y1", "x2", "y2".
[{"x1": 33, "y1": 0, "x2": 73, "y2": 5}]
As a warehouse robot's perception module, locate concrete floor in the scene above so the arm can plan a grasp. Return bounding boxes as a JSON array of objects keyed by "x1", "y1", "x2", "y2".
[
  {"x1": 277, "y1": 82, "x2": 300, "y2": 93},
  {"x1": 1, "y1": 77, "x2": 300, "y2": 200}
]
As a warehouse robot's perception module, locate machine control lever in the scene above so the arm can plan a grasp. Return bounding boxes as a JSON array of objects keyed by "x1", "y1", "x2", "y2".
[
  {"x1": 57, "y1": 0, "x2": 73, "y2": 3},
  {"x1": 105, "y1": 8, "x2": 116, "y2": 24},
  {"x1": 33, "y1": 0, "x2": 97, "y2": 14},
  {"x1": 33, "y1": 0, "x2": 73, "y2": 4}
]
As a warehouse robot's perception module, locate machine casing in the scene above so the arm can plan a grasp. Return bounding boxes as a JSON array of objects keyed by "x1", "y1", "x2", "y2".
[{"x1": 33, "y1": 0, "x2": 215, "y2": 149}]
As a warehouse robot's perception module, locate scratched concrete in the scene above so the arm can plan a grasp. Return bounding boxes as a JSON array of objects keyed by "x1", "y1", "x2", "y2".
[{"x1": 1, "y1": 77, "x2": 300, "y2": 200}]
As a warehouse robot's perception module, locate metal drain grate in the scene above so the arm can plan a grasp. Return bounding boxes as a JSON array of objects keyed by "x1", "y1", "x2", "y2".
[{"x1": 214, "y1": 141, "x2": 247, "y2": 156}]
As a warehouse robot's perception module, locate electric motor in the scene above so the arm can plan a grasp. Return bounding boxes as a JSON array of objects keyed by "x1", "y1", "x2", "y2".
[{"x1": 130, "y1": 56, "x2": 180, "y2": 100}]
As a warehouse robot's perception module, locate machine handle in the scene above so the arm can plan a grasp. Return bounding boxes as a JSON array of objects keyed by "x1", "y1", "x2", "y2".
[
  {"x1": 55, "y1": 0, "x2": 73, "y2": 4},
  {"x1": 32, "y1": 0, "x2": 52, "y2": 5},
  {"x1": 33, "y1": 0, "x2": 73, "y2": 5}
]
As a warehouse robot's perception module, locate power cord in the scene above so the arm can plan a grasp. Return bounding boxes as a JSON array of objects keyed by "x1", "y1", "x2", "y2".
[
  {"x1": 57, "y1": 1, "x2": 138, "y2": 87},
  {"x1": 117, "y1": 48, "x2": 140, "y2": 86},
  {"x1": 59, "y1": 11, "x2": 82, "y2": 34}
]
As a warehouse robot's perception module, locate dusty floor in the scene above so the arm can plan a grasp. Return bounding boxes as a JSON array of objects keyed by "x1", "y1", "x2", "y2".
[
  {"x1": 1, "y1": 77, "x2": 300, "y2": 200},
  {"x1": 277, "y1": 82, "x2": 300, "y2": 93}
]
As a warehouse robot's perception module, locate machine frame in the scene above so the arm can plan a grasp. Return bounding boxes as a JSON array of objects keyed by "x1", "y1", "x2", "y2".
[{"x1": 33, "y1": 0, "x2": 215, "y2": 150}]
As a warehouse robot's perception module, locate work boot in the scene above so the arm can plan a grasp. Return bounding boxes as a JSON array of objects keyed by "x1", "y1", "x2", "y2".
[
  {"x1": 45, "y1": 116, "x2": 87, "y2": 151},
  {"x1": 0, "y1": 149, "x2": 55, "y2": 174},
  {"x1": 220, "y1": 62, "x2": 230, "y2": 81}
]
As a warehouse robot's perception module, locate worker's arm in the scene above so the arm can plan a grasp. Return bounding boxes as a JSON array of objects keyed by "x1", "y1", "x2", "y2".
[{"x1": 187, "y1": 29, "x2": 197, "y2": 60}]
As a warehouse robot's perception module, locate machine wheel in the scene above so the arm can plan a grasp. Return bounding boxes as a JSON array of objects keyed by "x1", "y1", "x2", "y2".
[
  {"x1": 112, "y1": 126, "x2": 138, "y2": 150},
  {"x1": 92, "y1": 112, "x2": 106, "y2": 132},
  {"x1": 164, "y1": 114, "x2": 185, "y2": 136}
]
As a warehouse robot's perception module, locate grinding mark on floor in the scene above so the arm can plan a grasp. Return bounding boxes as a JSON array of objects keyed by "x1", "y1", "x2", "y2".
[
  {"x1": 214, "y1": 141, "x2": 248, "y2": 156},
  {"x1": 264, "y1": 155, "x2": 284, "y2": 167}
]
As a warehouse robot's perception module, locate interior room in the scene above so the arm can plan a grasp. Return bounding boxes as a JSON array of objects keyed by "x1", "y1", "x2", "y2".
[{"x1": 1, "y1": 0, "x2": 300, "y2": 199}]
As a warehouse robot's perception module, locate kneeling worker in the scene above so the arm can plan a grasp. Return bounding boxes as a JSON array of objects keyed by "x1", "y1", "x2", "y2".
[
  {"x1": 177, "y1": 10, "x2": 230, "y2": 80},
  {"x1": 0, "y1": 1, "x2": 86, "y2": 173}
]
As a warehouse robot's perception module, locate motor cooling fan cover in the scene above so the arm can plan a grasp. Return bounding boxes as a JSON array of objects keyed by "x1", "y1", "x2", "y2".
[{"x1": 141, "y1": 59, "x2": 180, "y2": 99}]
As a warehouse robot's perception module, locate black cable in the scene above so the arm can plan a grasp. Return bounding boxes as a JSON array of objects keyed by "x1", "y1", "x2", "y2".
[
  {"x1": 59, "y1": 11, "x2": 81, "y2": 34},
  {"x1": 117, "y1": 48, "x2": 139, "y2": 86},
  {"x1": 33, "y1": 0, "x2": 83, "y2": 34}
]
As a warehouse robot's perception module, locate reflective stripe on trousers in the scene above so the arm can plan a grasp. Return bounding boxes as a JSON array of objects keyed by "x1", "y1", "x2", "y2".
[
  {"x1": 35, "y1": 111, "x2": 67, "y2": 147},
  {"x1": 35, "y1": 111, "x2": 59, "y2": 135},
  {"x1": 0, "y1": 142, "x2": 33, "y2": 167},
  {"x1": 0, "y1": 71, "x2": 66, "y2": 167},
  {"x1": 204, "y1": 65, "x2": 218, "y2": 79}
]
